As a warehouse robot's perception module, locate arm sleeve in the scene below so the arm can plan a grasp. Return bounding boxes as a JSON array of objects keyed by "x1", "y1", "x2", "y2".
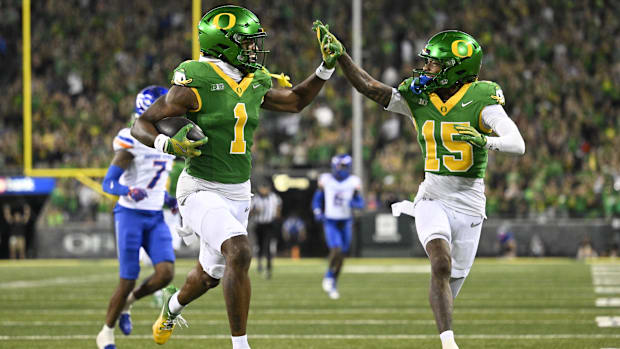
[
  {"x1": 102, "y1": 165, "x2": 130, "y2": 196},
  {"x1": 350, "y1": 190, "x2": 365, "y2": 209},
  {"x1": 481, "y1": 105, "x2": 526, "y2": 154},
  {"x1": 311, "y1": 189, "x2": 325, "y2": 213},
  {"x1": 384, "y1": 88, "x2": 413, "y2": 117}
]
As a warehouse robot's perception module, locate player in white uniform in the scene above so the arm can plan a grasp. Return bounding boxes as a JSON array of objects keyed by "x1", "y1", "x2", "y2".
[
  {"x1": 96, "y1": 86, "x2": 179, "y2": 349},
  {"x1": 312, "y1": 154, "x2": 364, "y2": 299}
]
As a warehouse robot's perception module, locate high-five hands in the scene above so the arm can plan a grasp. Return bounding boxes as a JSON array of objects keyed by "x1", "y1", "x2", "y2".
[{"x1": 312, "y1": 20, "x2": 345, "y2": 69}]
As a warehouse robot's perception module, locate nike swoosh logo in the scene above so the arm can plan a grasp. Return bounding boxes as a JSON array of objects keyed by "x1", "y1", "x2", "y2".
[
  {"x1": 253, "y1": 84, "x2": 261, "y2": 89},
  {"x1": 470, "y1": 221, "x2": 482, "y2": 228},
  {"x1": 461, "y1": 100, "x2": 473, "y2": 107}
]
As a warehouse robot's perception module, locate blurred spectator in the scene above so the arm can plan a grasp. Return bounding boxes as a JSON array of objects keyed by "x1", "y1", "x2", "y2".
[
  {"x1": 576, "y1": 236, "x2": 598, "y2": 259},
  {"x1": 529, "y1": 234, "x2": 546, "y2": 257},
  {"x1": 282, "y1": 212, "x2": 307, "y2": 259},
  {"x1": 1, "y1": 0, "x2": 619, "y2": 220},
  {"x1": 497, "y1": 224, "x2": 517, "y2": 258},
  {"x1": 3, "y1": 200, "x2": 31, "y2": 259},
  {"x1": 78, "y1": 185, "x2": 99, "y2": 223}
]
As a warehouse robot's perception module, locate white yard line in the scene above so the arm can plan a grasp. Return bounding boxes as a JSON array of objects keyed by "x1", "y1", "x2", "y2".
[
  {"x1": 596, "y1": 298, "x2": 620, "y2": 307},
  {"x1": 344, "y1": 265, "x2": 431, "y2": 273},
  {"x1": 0, "y1": 319, "x2": 594, "y2": 327},
  {"x1": 592, "y1": 265, "x2": 620, "y2": 327},
  {"x1": 1, "y1": 334, "x2": 620, "y2": 341},
  {"x1": 11, "y1": 307, "x2": 614, "y2": 315},
  {"x1": 595, "y1": 287, "x2": 620, "y2": 294},
  {"x1": 595, "y1": 316, "x2": 620, "y2": 328},
  {"x1": 0, "y1": 273, "x2": 117, "y2": 289}
]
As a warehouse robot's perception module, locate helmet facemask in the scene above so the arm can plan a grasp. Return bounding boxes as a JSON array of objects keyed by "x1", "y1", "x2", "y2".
[{"x1": 231, "y1": 31, "x2": 269, "y2": 72}]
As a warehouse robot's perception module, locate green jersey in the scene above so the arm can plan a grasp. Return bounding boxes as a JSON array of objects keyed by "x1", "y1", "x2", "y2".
[
  {"x1": 172, "y1": 60, "x2": 272, "y2": 184},
  {"x1": 396, "y1": 80, "x2": 505, "y2": 178}
]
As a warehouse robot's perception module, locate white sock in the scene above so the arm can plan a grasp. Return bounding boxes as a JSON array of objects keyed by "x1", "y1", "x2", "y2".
[
  {"x1": 231, "y1": 334, "x2": 250, "y2": 349},
  {"x1": 440, "y1": 330, "x2": 458, "y2": 349},
  {"x1": 101, "y1": 324, "x2": 114, "y2": 333},
  {"x1": 122, "y1": 292, "x2": 136, "y2": 312},
  {"x1": 168, "y1": 291, "x2": 185, "y2": 315}
]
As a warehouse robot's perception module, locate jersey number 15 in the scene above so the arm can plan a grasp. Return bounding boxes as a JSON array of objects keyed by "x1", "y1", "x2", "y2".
[{"x1": 422, "y1": 120, "x2": 474, "y2": 172}]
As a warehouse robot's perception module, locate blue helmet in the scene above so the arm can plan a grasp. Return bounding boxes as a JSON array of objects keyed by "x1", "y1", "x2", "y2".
[
  {"x1": 135, "y1": 85, "x2": 169, "y2": 116},
  {"x1": 331, "y1": 154, "x2": 352, "y2": 181}
]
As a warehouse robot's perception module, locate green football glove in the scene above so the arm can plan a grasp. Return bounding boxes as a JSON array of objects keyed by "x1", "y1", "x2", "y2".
[
  {"x1": 312, "y1": 20, "x2": 345, "y2": 69},
  {"x1": 165, "y1": 124, "x2": 208, "y2": 158},
  {"x1": 453, "y1": 125, "x2": 487, "y2": 148}
]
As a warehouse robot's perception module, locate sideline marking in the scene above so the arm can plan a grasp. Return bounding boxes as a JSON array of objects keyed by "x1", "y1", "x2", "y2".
[{"x1": 595, "y1": 317, "x2": 620, "y2": 328}]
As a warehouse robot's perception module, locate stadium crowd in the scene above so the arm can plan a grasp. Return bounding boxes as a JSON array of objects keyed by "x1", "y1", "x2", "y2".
[{"x1": 1, "y1": 0, "x2": 619, "y2": 222}]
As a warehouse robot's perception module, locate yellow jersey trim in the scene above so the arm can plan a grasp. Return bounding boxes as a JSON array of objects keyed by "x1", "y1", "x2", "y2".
[
  {"x1": 189, "y1": 87, "x2": 202, "y2": 112},
  {"x1": 206, "y1": 62, "x2": 254, "y2": 97},
  {"x1": 428, "y1": 83, "x2": 472, "y2": 116}
]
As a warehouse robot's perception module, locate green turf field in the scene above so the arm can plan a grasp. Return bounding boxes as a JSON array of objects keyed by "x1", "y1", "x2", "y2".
[{"x1": 0, "y1": 258, "x2": 618, "y2": 348}]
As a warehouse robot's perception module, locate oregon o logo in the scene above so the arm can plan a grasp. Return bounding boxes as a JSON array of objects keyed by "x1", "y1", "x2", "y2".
[
  {"x1": 213, "y1": 13, "x2": 236, "y2": 30},
  {"x1": 451, "y1": 40, "x2": 473, "y2": 58}
]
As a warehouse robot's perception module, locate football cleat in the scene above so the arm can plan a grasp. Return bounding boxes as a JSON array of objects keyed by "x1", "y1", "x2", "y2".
[
  {"x1": 322, "y1": 277, "x2": 334, "y2": 293},
  {"x1": 152, "y1": 285, "x2": 188, "y2": 345},
  {"x1": 118, "y1": 312, "x2": 132, "y2": 335},
  {"x1": 328, "y1": 288, "x2": 340, "y2": 300},
  {"x1": 96, "y1": 326, "x2": 116, "y2": 349}
]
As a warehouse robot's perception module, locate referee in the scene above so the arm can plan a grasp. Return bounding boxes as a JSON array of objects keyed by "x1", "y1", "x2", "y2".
[{"x1": 251, "y1": 180, "x2": 282, "y2": 279}]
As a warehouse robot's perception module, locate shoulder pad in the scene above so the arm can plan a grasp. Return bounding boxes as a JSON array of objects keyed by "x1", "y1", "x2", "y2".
[
  {"x1": 113, "y1": 128, "x2": 135, "y2": 151},
  {"x1": 473, "y1": 80, "x2": 505, "y2": 106},
  {"x1": 172, "y1": 60, "x2": 208, "y2": 88},
  {"x1": 398, "y1": 77, "x2": 415, "y2": 95},
  {"x1": 253, "y1": 67, "x2": 274, "y2": 88}
]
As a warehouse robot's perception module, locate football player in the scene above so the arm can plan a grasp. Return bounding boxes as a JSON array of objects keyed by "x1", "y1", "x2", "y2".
[
  {"x1": 312, "y1": 154, "x2": 365, "y2": 299},
  {"x1": 313, "y1": 22, "x2": 525, "y2": 349},
  {"x1": 97, "y1": 86, "x2": 179, "y2": 349},
  {"x1": 130, "y1": 6, "x2": 340, "y2": 349}
]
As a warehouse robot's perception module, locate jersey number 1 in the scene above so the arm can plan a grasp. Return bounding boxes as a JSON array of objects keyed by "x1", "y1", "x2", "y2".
[{"x1": 230, "y1": 103, "x2": 248, "y2": 154}]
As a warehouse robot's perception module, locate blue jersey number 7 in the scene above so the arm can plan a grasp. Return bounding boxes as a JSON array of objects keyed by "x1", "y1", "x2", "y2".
[{"x1": 147, "y1": 161, "x2": 167, "y2": 189}]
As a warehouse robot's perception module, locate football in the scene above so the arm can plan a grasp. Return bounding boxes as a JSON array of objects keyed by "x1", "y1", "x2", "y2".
[{"x1": 155, "y1": 117, "x2": 206, "y2": 141}]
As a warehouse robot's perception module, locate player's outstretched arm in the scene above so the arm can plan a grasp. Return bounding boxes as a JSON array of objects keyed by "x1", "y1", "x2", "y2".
[
  {"x1": 338, "y1": 52, "x2": 393, "y2": 108},
  {"x1": 312, "y1": 20, "x2": 393, "y2": 108},
  {"x1": 131, "y1": 86, "x2": 198, "y2": 147},
  {"x1": 261, "y1": 21, "x2": 343, "y2": 113},
  {"x1": 261, "y1": 74, "x2": 329, "y2": 113}
]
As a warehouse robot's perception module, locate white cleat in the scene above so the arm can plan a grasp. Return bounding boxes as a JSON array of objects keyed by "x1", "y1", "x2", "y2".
[
  {"x1": 96, "y1": 326, "x2": 116, "y2": 349},
  {"x1": 322, "y1": 277, "x2": 334, "y2": 293},
  {"x1": 328, "y1": 288, "x2": 340, "y2": 299},
  {"x1": 442, "y1": 340, "x2": 459, "y2": 349}
]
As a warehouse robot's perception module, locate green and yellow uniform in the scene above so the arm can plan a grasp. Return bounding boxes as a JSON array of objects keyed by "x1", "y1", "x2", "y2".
[
  {"x1": 396, "y1": 80, "x2": 505, "y2": 178},
  {"x1": 172, "y1": 59, "x2": 273, "y2": 184}
]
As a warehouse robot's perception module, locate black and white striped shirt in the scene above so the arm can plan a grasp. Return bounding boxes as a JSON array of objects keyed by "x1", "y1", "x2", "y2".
[{"x1": 251, "y1": 193, "x2": 282, "y2": 223}]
